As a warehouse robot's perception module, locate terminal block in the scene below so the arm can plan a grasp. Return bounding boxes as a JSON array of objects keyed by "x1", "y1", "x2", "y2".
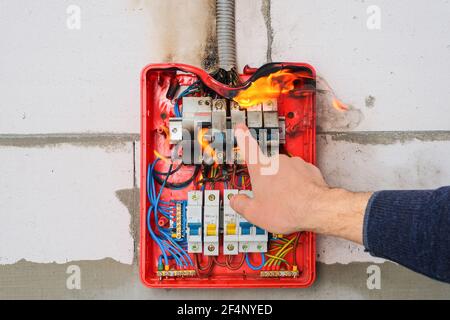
[
  {"x1": 175, "y1": 202, "x2": 183, "y2": 239},
  {"x1": 260, "y1": 270, "x2": 299, "y2": 278},
  {"x1": 237, "y1": 190, "x2": 268, "y2": 253},
  {"x1": 223, "y1": 189, "x2": 239, "y2": 255},
  {"x1": 186, "y1": 191, "x2": 203, "y2": 253},
  {"x1": 203, "y1": 190, "x2": 220, "y2": 256},
  {"x1": 157, "y1": 270, "x2": 197, "y2": 278}
]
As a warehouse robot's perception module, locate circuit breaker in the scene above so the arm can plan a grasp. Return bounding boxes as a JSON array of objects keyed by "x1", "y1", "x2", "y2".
[
  {"x1": 186, "y1": 191, "x2": 203, "y2": 254},
  {"x1": 223, "y1": 189, "x2": 239, "y2": 255},
  {"x1": 237, "y1": 190, "x2": 268, "y2": 253},
  {"x1": 169, "y1": 97, "x2": 284, "y2": 164},
  {"x1": 203, "y1": 190, "x2": 220, "y2": 256}
]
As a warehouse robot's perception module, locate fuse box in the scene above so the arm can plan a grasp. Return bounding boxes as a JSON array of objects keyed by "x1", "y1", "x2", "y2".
[{"x1": 140, "y1": 63, "x2": 316, "y2": 288}]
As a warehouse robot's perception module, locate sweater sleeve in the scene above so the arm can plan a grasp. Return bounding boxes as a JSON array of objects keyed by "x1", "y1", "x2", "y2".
[{"x1": 363, "y1": 186, "x2": 450, "y2": 283}]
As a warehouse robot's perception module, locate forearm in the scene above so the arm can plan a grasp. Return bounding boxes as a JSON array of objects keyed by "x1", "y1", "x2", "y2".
[{"x1": 314, "y1": 189, "x2": 372, "y2": 244}]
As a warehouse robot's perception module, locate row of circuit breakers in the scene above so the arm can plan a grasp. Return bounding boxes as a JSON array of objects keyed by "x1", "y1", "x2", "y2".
[
  {"x1": 186, "y1": 189, "x2": 267, "y2": 255},
  {"x1": 169, "y1": 97, "x2": 285, "y2": 164}
]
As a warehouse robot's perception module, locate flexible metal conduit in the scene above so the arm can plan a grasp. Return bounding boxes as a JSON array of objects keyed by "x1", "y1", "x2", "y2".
[{"x1": 216, "y1": 0, "x2": 237, "y2": 70}]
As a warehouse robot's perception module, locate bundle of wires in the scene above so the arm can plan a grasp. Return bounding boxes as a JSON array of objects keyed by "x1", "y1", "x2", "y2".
[
  {"x1": 173, "y1": 82, "x2": 201, "y2": 117},
  {"x1": 263, "y1": 234, "x2": 300, "y2": 270},
  {"x1": 147, "y1": 158, "x2": 194, "y2": 269},
  {"x1": 152, "y1": 162, "x2": 200, "y2": 190},
  {"x1": 194, "y1": 165, "x2": 250, "y2": 190}
]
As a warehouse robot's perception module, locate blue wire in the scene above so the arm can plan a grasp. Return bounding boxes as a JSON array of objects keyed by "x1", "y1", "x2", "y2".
[
  {"x1": 147, "y1": 205, "x2": 168, "y2": 265},
  {"x1": 147, "y1": 160, "x2": 172, "y2": 265},
  {"x1": 174, "y1": 84, "x2": 199, "y2": 117},
  {"x1": 245, "y1": 253, "x2": 266, "y2": 271},
  {"x1": 147, "y1": 158, "x2": 194, "y2": 268}
]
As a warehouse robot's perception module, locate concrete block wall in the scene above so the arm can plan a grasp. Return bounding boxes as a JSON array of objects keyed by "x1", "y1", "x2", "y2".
[{"x1": 1, "y1": 0, "x2": 449, "y2": 299}]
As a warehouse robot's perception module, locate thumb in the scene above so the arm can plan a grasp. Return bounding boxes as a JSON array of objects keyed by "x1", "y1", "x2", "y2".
[{"x1": 230, "y1": 194, "x2": 255, "y2": 218}]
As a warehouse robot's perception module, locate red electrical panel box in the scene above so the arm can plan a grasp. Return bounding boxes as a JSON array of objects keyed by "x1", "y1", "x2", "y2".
[{"x1": 140, "y1": 63, "x2": 316, "y2": 288}]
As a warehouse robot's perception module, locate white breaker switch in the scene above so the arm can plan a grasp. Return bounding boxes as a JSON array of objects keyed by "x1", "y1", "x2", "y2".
[
  {"x1": 237, "y1": 190, "x2": 268, "y2": 253},
  {"x1": 203, "y1": 190, "x2": 220, "y2": 256},
  {"x1": 223, "y1": 189, "x2": 239, "y2": 255},
  {"x1": 230, "y1": 101, "x2": 246, "y2": 164},
  {"x1": 186, "y1": 191, "x2": 203, "y2": 253}
]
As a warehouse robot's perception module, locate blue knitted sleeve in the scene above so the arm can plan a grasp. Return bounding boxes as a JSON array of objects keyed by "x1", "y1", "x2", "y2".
[{"x1": 363, "y1": 187, "x2": 450, "y2": 283}]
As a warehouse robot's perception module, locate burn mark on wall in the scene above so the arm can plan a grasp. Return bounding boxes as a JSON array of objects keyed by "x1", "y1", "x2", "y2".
[
  {"x1": 115, "y1": 188, "x2": 140, "y2": 263},
  {"x1": 365, "y1": 95, "x2": 376, "y2": 108},
  {"x1": 261, "y1": 0, "x2": 274, "y2": 63},
  {"x1": 316, "y1": 76, "x2": 364, "y2": 132},
  {"x1": 131, "y1": 0, "x2": 217, "y2": 68},
  {"x1": 317, "y1": 99, "x2": 364, "y2": 132},
  {"x1": 202, "y1": 0, "x2": 218, "y2": 71}
]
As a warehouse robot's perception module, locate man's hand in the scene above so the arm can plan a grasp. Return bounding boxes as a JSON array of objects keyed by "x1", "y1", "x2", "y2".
[{"x1": 230, "y1": 124, "x2": 372, "y2": 244}]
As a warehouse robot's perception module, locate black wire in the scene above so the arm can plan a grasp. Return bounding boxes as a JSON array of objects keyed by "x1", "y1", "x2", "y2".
[
  {"x1": 153, "y1": 165, "x2": 201, "y2": 190},
  {"x1": 152, "y1": 162, "x2": 183, "y2": 176}
]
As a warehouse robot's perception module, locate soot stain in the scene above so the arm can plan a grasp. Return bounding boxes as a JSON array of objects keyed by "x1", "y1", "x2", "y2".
[{"x1": 365, "y1": 95, "x2": 376, "y2": 108}]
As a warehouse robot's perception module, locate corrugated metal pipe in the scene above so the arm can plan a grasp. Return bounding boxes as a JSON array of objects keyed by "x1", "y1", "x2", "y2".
[{"x1": 216, "y1": 0, "x2": 237, "y2": 70}]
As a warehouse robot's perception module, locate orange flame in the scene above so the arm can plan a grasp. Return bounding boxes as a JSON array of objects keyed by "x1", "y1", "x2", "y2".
[
  {"x1": 233, "y1": 70, "x2": 299, "y2": 107},
  {"x1": 332, "y1": 98, "x2": 349, "y2": 112},
  {"x1": 197, "y1": 128, "x2": 218, "y2": 165}
]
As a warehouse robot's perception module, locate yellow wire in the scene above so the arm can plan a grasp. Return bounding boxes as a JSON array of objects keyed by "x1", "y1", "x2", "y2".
[
  {"x1": 267, "y1": 247, "x2": 293, "y2": 267},
  {"x1": 267, "y1": 248, "x2": 291, "y2": 267},
  {"x1": 153, "y1": 150, "x2": 170, "y2": 164},
  {"x1": 277, "y1": 244, "x2": 294, "y2": 258},
  {"x1": 275, "y1": 237, "x2": 295, "y2": 256},
  {"x1": 266, "y1": 237, "x2": 295, "y2": 267},
  {"x1": 275, "y1": 247, "x2": 293, "y2": 266},
  {"x1": 266, "y1": 254, "x2": 290, "y2": 266}
]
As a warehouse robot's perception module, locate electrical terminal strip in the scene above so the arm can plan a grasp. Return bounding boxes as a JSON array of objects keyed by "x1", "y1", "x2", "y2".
[
  {"x1": 237, "y1": 190, "x2": 268, "y2": 253},
  {"x1": 157, "y1": 270, "x2": 197, "y2": 278},
  {"x1": 175, "y1": 202, "x2": 182, "y2": 239},
  {"x1": 203, "y1": 190, "x2": 220, "y2": 256},
  {"x1": 223, "y1": 189, "x2": 239, "y2": 255},
  {"x1": 260, "y1": 270, "x2": 299, "y2": 278},
  {"x1": 186, "y1": 191, "x2": 203, "y2": 253}
]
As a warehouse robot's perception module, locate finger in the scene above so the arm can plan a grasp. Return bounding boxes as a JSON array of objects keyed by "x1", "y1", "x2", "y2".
[
  {"x1": 230, "y1": 194, "x2": 255, "y2": 219},
  {"x1": 234, "y1": 124, "x2": 263, "y2": 174}
]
